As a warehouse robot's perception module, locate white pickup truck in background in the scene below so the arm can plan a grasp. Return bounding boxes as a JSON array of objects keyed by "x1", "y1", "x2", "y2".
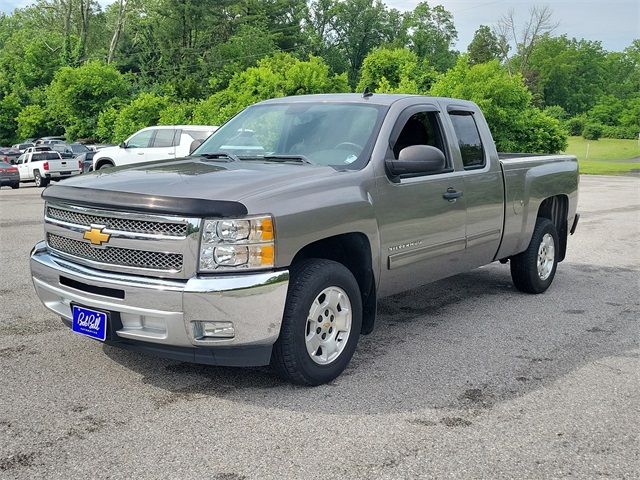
[{"x1": 15, "y1": 149, "x2": 82, "y2": 187}]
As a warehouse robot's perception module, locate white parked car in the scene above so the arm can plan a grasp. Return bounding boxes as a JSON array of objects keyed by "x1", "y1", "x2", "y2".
[
  {"x1": 92, "y1": 125, "x2": 217, "y2": 170},
  {"x1": 15, "y1": 150, "x2": 82, "y2": 187}
]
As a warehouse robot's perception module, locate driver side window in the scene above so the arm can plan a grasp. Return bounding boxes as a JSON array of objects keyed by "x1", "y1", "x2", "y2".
[
  {"x1": 127, "y1": 130, "x2": 154, "y2": 148},
  {"x1": 393, "y1": 112, "x2": 447, "y2": 161},
  {"x1": 16, "y1": 154, "x2": 26, "y2": 164}
]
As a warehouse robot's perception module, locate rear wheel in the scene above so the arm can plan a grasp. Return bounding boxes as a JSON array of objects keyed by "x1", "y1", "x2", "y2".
[
  {"x1": 510, "y1": 218, "x2": 559, "y2": 293},
  {"x1": 10, "y1": 182, "x2": 19, "y2": 189},
  {"x1": 271, "y1": 259, "x2": 362, "y2": 385},
  {"x1": 98, "y1": 161, "x2": 114, "y2": 170},
  {"x1": 34, "y1": 170, "x2": 49, "y2": 188}
]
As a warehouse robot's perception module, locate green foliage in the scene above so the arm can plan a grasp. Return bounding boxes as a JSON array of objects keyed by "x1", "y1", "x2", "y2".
[
  {"x1": 16, "y1": 104, "x2": 51, "y2": 140},
  {"x1": 46, "y1": 61, "x2": 131, "y2": 139},
  {"x1": 357, "y1": 47, "x2": 436, "y2": 94},
  {"x1": 159, "y1": 102, "x2": 196, "y2": 125},
  {"x1": 194, "y1": 53, "x2": 349, "y2": 125},
  {"x1": 0, "y1": 93, "x2": 21, "y2": 144},
  {"x1": 467, "y1": 26, "x2": 501, "y2": 66},
  {"x1": 582, "y1": 123, "x2": 603, "y2": 140},
  {"x1": 565, "y1": 116, "x2": 586, "y2": 136},
  {"x1": 112, "y1": 93, "x2": 170, "y2": 142},
  {"x1": 406, "y1": 2, "x2": 458, "y2": 72},
  {"x1": 430, "y1": 58, "x2": 567, "y2": 153},
  {"x1": 543, "y1": 105, "x2": 568, "y2": 121}
]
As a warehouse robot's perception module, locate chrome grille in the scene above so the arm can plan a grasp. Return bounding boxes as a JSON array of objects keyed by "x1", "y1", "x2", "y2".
[
  {"x1": 47, "y1": 234, "x2": 183, "y2": 272},
  {"x1": 47, "y1": 206, "x2": 188, "y2": 237}
]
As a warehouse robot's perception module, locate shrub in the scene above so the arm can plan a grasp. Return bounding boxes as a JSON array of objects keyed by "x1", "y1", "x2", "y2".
[
  {"x1": 582, "y1": 123, "x2": 603, "y2": 140},
  {"x1": 565, "y1": 116, "x2": 585, "y2": 136}
]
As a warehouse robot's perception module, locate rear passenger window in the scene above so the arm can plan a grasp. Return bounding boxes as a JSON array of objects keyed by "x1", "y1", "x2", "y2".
[
  {"x1": 449, "y1": 112, "x2": 485, "y2": 169},
  {"x1": 152, "y1": 129, "x2": 175, "y2": 148}
]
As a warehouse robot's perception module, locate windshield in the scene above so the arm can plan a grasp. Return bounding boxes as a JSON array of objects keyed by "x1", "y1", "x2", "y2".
[
  {"x1": 194, "y1": 103, "x2": 386, "y2": 168},
  {"x1": 71, "y1": 144, "x2": 89, "y2": 153}
]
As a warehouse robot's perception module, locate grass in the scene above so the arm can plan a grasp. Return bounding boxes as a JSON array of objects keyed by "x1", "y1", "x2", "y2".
[{"x1": 563, "y1": 136, "x2": 640, "y2": 175}]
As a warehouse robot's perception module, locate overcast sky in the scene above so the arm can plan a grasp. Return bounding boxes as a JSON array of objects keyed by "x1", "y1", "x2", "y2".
[{"x1": 2, "y1": 0, "x2": 638, "y2": 52}]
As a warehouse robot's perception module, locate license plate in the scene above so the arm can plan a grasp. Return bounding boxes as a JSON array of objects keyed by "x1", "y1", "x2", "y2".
[{"x1": 72, "y1": 305, "x2": 108, "y2": 341}]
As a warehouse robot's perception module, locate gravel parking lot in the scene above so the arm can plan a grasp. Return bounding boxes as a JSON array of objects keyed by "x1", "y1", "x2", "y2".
[{"x1": 0, "y1": 175, "x2": 638, "y2": 479}]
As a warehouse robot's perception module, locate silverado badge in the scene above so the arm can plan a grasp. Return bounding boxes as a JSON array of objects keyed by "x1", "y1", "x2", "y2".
[{"x1": 83, "y1": 226, "x2": 110, "y2": 246}]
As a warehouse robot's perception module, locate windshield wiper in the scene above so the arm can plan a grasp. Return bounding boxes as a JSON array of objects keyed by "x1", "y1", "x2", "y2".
[
  {"x1": 196, "y1": 151, "x2": 240, "y2": 162},
  {"x1": 262, "y1": 154, "x2": 314, "y2": 165}
]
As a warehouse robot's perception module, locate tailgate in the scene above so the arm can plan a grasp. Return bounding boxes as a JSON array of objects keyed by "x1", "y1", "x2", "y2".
[{"x1": 48, "y1": 159, "x2": 76, "y2": 173}]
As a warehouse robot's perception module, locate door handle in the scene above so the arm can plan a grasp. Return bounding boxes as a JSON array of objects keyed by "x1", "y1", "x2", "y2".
[
  {"x1": 137, "y1": 152, "x2": 144, "y2": 155},
  {"x1": 443, "y1": 187, "x2": 463, "y2": 201}
]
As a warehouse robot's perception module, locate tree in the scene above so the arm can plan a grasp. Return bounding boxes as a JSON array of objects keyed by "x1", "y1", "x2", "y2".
[
  {"x1": 356, "y1": 47, "x2": 436, "y2": 94},
  {"x1": 494, "y1": 6, "x2": 558, "y2": 74},
  {"x1": 467, "y1": 25, "x2": 501, "y2": 65},
  {"x1": 112, "y1": 92, "x2": 170, "y2": 141},
  {"x1": 329, "y1": 0, "x2": 392, "y2": 86},
  {"x1": 0, "y1": 93, "x2": 21, "y2": 144},
  {"x1": 406, "y1": 2, "x2": 458, "y2": 72},
  {"x1": 430, "y1": 57, "x2": 567, "y2": 153},
  {"x1": 526, "y1": 35, "x2": 608, "y2": 114},
  {"x1": 193, "y1": 53, "x2": 349, "y2": 125},
  {"x1": 46, "y1": 61, "x2": 131, "y2": 139}
]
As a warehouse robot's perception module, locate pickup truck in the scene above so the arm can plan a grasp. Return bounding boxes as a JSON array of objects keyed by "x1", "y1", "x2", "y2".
[
  {"x1": 30, "y1": 94, "x2": 579, "y2": 385},
  {"x1": 16, "y1": 149, "x2": 82, "y2": 187}
]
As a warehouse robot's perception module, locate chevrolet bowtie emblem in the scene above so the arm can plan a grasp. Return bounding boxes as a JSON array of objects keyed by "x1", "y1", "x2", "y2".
[{"x1": 83, "y1": 226, "x2": 111, "y2": 246}]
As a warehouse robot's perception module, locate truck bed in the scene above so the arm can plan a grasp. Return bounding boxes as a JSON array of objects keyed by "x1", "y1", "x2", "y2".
[{"x1": 495, "y1": 153, "x2": 579, "y2": 261}]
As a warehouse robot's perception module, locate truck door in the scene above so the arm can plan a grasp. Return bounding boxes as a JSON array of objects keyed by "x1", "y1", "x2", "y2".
[
  {"x1": 373, "y1": 105, "x2": 467, "y2": 296},
  {"x1": 146, "y1": 128, "x2": 177, "y2": 162},
  {"x1": 445, "y1": 107, "x2": 504, "y2": 270},
  {"x1": 119, "y1": 129, "x2": 154, "y2": 165},
  {"x1": 16, "y1": 154, "x2": 30, "y2": 180}
]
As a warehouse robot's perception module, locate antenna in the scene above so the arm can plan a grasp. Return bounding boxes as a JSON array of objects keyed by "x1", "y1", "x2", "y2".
[{"x1": 362, "y1": 86, "x2": 373, "y2": 98}]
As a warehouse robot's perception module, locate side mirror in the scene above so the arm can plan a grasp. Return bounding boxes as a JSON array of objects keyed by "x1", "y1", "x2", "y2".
[
  {"x1": 386, "y1": 145, "x2": 446, "y2": 176},
  {"x1": 189, "y1": 139, "x2": 204, "y2": 155},
  {"x1": 119, "y1": 142, "x2": 127, "y2": 149}
]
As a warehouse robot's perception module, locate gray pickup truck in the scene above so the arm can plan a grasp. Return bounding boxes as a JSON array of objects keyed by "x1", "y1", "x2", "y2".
[{"x1": 30, "y1": 94, "x2": 579, "y2": 385}]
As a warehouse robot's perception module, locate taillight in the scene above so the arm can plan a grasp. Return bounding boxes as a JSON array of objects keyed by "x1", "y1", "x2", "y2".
[
  {"x1": 43, "y1": 161, "x2": 49, "y2": 171},
  {"x1": 8, "y1": 167, "x2": 18, "y2": 173},
  {"x1": 78, "y1": 159, "x2": 83, "y2": 170}
]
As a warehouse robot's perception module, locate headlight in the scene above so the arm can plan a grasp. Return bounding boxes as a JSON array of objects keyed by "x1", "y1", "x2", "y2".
[{"x1": 198, "y1": 215, "x2": 275, "y2": 272}]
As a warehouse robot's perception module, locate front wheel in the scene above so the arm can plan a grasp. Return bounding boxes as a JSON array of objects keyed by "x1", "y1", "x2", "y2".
[
  {"x1": 510, "y1": 218, "x2": 559, "y2": 293},
  {"x1": 271, "y1": 259, "x2": 362, "y2": 385}
]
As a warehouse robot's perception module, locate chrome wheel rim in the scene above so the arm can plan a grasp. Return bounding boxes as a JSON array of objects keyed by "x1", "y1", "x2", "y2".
[
  {"x1": 537, "y1": 233, "x2": 555, "y2": 280},
  {"x1": 305, "y1": 286, "x2": 352, "y2": 365}
]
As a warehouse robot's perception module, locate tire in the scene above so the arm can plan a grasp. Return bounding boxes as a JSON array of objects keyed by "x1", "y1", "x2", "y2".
[
  {"x1": 98, "y1": 161, "x2": 114, "y2": 170},
  {"x1": 34, "y1": 170, "x2": 49, "y2": 188},
  {"x1": 510, "y1": 218, "x2": 559, "y2": 294},
  {"x1": 10, "y1": 182, "x2": 19, "y2": 189},
  {"x1": 271, "y1": 259, "x2": 362, "y2": 386}
]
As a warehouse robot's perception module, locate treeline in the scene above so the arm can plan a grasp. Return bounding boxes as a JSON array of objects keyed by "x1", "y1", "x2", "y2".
[{"x1": 0, "y1": 0, "x2": 638, "y2": 152}]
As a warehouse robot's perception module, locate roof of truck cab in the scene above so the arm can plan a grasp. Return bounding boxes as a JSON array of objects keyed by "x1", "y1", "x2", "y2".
[{"x1": 256, "y1": 93, "x2": 475, "y2": 108}]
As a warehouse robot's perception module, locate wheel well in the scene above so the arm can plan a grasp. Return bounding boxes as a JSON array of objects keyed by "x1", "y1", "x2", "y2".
[
  {"x1": 537, "y1": 195, "x2": 569, "y2": 262},
  {"x1": 95, "y1": 158, "x2": 114, "y2": 170},
  {"x1": 291, "y1": 233, "x2": 377, "y2": 335}
]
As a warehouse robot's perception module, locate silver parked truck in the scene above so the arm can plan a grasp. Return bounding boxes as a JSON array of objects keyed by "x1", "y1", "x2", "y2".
[{"x1": 30, "y1": 94, "x2": 579, "y2": 385}]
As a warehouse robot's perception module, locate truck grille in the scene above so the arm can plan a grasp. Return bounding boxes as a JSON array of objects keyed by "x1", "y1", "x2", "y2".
[
  {"x1": 47, "y1": 233, "x2": 183, "y2": 272},
  {"x1": 46, "y1": 206, "x2": 188, "y2": 237}
]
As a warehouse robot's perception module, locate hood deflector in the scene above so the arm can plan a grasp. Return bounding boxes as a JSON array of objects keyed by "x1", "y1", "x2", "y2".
[{"x1": 42, "y1": 184, "x2": 248, "y2": 217}]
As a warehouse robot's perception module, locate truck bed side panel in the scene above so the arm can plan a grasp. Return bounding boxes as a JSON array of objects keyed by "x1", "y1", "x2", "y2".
[{"x1": 496, "y1": 155, "x2": 578, "y2": 260}]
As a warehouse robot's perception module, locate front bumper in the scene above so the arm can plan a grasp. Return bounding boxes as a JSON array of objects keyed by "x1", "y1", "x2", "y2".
[{"x1": 30, "y1": 241, "x2": 289, "y2": 366}]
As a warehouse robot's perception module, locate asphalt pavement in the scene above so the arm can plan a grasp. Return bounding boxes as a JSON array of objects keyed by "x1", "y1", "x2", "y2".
[{"x1": 0, "y1": 175, "x2": 638, "y2": 479}]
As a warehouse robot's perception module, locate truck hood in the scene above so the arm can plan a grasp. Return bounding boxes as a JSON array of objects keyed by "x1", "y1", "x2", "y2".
[{"x1": 42, "y1": 157, "x2": 339, "y2": 217}]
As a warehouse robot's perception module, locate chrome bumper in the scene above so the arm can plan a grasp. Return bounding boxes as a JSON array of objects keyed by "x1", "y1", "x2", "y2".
[{"x1": 30, "y1": 241, "x2": 289, "y2": 364}]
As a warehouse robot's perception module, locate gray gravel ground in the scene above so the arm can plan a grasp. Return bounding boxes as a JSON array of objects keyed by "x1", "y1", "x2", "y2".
[{"x1": 0, "y1": 175, "x2": 638, "y2": 479}]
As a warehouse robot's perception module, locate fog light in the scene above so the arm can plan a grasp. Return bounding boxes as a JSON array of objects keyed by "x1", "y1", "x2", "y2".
[{"x1": 193, "y1": 321, "x2": 235, "y2": 339}]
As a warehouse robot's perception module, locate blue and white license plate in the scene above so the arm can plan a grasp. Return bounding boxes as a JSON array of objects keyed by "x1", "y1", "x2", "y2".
[{"x1": 72, "y1": 305, "x2": 108, "y2": 341}]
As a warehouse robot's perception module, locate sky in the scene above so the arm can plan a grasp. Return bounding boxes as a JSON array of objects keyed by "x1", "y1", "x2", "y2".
[{"x1": 2, "y1": 0, "x2": 638, "y2": 52}]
